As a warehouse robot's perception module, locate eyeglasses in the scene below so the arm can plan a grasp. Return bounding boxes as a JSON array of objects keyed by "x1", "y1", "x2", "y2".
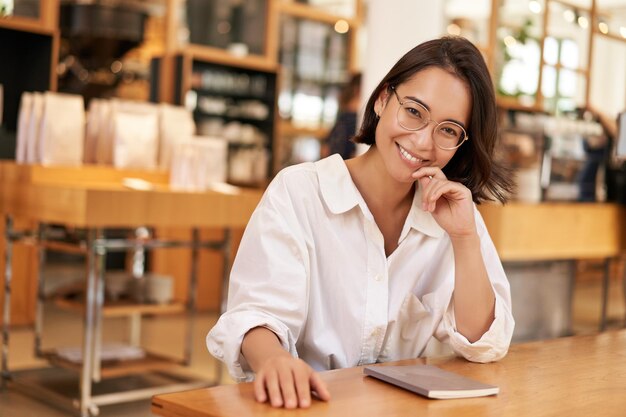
[{"x1": 390, "y1": 86, "x2": 469, "y2": 150}]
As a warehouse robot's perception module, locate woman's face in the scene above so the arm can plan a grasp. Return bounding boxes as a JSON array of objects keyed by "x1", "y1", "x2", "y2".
[{"x1": 373, "y1": 66, "x2": 472, "y2": 184}]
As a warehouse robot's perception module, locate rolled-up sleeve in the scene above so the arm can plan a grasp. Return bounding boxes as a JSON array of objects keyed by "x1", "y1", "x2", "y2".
[
  {"x1": 206, "y1": 173, "x2": 310, "y2": 381},
  {"x1": 439, "y1": 207, "x2": 515, "y2": 363}
]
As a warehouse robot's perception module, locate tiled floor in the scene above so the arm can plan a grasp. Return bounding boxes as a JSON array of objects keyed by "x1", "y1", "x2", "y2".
[{"x1": 1, "y1": 267, "x2": 624, "y2": 417}]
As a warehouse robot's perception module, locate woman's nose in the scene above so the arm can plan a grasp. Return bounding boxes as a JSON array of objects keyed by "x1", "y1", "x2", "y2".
[{"x1": 408, "y1": 124, "x2": 437, "y2": 152}]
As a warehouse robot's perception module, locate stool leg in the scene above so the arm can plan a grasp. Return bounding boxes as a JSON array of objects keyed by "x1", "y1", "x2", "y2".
[
  {"x1": 1, "y1": 216, "x2": 14, "y2": 389},
  {"x1": 600, "y1": 258, "x2": 611, "y2": 332}
]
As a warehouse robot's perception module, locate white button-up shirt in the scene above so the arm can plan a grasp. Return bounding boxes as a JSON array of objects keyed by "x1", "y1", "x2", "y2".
[{"x1": 207, "y1": 154, "x2": 514, "y2": 381}]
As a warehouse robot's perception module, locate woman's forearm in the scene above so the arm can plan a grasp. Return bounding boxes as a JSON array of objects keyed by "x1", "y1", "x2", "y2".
[
  {"x1": 241, "y1": 327, "x2": 292, "y2": 372},
  {"x1": 451, "y1": 233, "x2": 496, "y2": 343}
]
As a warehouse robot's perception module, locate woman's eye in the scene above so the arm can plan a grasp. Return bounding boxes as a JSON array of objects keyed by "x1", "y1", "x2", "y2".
[
  {"x1": 405, "y1": 106, "x2": 423, "y2": 119},
  {"x1": 441, "y1": 126, "x2": 460, "y2": 138}
]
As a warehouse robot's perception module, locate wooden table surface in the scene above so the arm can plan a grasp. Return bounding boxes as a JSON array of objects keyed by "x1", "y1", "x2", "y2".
[
  {"x1": 0, "y1": 162, "x2": 263, "y2": 228},
  {"x1": 152, "y1": 330, "x2": 626, "y2": 417}
]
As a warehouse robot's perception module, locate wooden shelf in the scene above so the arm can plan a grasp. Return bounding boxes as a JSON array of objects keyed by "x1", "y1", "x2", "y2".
[
  {"x1": 278, "y1": 2, "x2": 358, "y2": 27},
  {"x1": 42, "y1": 350, "x2": 185, "y2": 379},
  {"x1": 496, "y1": 96, "x2": 545, "y2": 113},
  {"x1": 279, "y1": 121, "x2": 329, "y2": 139},
  {"x1": 182, "y1": 44, "x2": 277, "y2": 73},
  {"x1": 54, "y1": 298, "x2": 186, "y2": 318},
  {"x1": 0, "y1": 16, "x2": 57, "y2": 36}
]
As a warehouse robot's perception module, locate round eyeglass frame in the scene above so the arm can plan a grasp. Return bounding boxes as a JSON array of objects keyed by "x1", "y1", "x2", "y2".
[{"x1": 390, "y1": 86, "x2": 469, "y2": 151}]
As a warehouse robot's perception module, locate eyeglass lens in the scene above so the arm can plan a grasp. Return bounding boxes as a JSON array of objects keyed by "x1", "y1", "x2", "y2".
[{"x1": 397, "y1": 99, "x2": 467, "y2": 150}]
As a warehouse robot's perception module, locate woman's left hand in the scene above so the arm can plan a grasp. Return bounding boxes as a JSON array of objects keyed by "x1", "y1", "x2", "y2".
[{"x1": 412, "y1": 167, "x2": 476, "y2": 239}]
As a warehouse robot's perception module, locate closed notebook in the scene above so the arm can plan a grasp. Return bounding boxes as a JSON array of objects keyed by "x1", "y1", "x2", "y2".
[{"x1": 364, "y1": 365, "x2": 499, "y2": 399}]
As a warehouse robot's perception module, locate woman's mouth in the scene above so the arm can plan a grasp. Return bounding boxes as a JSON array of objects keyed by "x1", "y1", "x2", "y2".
[{"x1": 397, "y1": 143, "x2": 426, "y2": 165}]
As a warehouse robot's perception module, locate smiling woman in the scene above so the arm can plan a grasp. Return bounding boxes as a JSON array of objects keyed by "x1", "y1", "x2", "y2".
[{"x1": 207, "y1": 36, "x2": 515, "y2": 410}]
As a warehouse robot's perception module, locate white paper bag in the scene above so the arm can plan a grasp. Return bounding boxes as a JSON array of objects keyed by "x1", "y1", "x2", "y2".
[
  {"x1": 170, "y1": 136, "x2": 228, "y2": 191},
  {"x1": 102, "y1": 99, "x2": 159, "y2": 170},
  {"x1": 112, "y1": 109, "x2": 159, "y2": 170},
  {"x1": 95, "y1": 99, "x2": 113, "y2": 165},
  {"x1": 26, "y1": 92, "x2": 44, "y2": 164},
  {"x1": 38, "y1": 92, "x2": 85, "y2": 166},
  {"x1": 84, "y1": 99, "x2": 101, "y2": 164},
  {"x1": 158, "y1": 103, "x2": 195, "y2": 170},
  {"x1": 15, "y1": 92, "x2": 33, "y2": 164}
]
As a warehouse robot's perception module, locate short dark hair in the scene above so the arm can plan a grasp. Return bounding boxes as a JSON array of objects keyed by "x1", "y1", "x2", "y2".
[{"x1": 354, "y1": 36, "x2": 512, "y2": 204}]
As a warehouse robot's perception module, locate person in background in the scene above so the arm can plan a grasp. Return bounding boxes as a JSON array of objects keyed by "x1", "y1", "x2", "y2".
[
  {"x1": 322, "y1": 73, "x2": 362, "y2": 159},
  {"x1": 208, "y1": 37, "x2": 515, "y2": 409}
]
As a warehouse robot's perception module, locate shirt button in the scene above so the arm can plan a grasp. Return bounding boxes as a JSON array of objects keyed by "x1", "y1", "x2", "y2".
[
  {"x1": 374, "y1": 274, "x2": 383, "y2": 281},
  {"x1": 371, "y1": 328, "x2": 380, "y2": 338}
]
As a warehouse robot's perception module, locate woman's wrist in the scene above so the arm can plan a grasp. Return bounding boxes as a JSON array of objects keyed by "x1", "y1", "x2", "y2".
[{"x1": 242, "y1": 327, "x2": 290, "y2": 372}]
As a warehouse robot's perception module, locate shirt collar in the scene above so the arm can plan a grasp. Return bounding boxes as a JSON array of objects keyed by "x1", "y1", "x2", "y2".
[
  {"x1": 315, "y1": 154, "x2": 444, "y2": 239},
  {"x1": 315, "y1": 154, "x2": 361, "y2": 214},
  {"x1": 403, "y1": 185, "x2": 445, "y2": 239}
]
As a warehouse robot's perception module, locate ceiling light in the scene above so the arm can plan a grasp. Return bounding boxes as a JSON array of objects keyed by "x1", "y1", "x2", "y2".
[
  {"x1": 598, "y1": 22, "x2": 609, "y2": 34},
  {"x1": 528, "y1": 0, "x2": 542, "y2": 14},
  {"x1": 577, "y1": 16, "x2": 588, "y2": 29},
  {"x1": 334, "y1": 19, "x2": 349, "y2": 34},
  {"x1": 447, "y1": 23, "x2": 461, "y2": 36},
  {"x1": 563, "y1": 9, "x2": 575, "y2": 23}
]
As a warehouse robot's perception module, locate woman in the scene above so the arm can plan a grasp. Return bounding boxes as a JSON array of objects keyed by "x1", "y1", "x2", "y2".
[{"x1": 207, "y1": 36, "x2": 514, "y2": 409}]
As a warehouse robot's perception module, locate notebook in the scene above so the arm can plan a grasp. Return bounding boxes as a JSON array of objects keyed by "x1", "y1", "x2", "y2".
[{"x1": 363, "y1": 364, "x2": 499, "y2": 399}]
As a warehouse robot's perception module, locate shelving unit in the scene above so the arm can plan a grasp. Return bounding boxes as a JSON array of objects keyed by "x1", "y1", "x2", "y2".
[
  {"x1": 54, "y1": 298, "x2": 186, "y2": 317},
  {"x1": 152, "y1": 52, "x2": 279, "y2": 185},
  {"x1": 154, "y1": 0, "x2": 363, "y2": 175},
  {"x1": 41, "y1": 350, "x2": 185, "y2": 379},
  {"x1": 0, "y1": 163, "x2": 265, "y2": 416}
]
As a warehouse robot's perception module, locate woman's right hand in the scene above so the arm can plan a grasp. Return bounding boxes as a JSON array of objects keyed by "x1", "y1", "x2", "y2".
[{"x1": 253, "y1": 355, "x2": 331, "y2": 408}]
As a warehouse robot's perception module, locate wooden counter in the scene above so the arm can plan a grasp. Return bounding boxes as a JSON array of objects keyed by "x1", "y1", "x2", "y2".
[
  {"x1": 478, "y1": 202, "x2": 624, "y2": 261},
  {"x1": 152, "y1": 329, "x2": 626, "y2": 417},
  {"x1": 0, "y1": 163, "x2": 263, "y2": 324}
]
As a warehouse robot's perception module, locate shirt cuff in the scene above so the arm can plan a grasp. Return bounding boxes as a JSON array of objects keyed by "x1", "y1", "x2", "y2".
[
  {"x1": 444, "y1": 295, "x2": 515, "y2": 363},
  {"x1": 206, "y1": 310, "x2": 299, "y2": 382}
]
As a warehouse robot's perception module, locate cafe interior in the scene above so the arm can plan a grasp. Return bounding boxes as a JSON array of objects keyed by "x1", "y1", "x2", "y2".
[{"x1": 1, "y1": 0, "x2": 626, "y2": 416}]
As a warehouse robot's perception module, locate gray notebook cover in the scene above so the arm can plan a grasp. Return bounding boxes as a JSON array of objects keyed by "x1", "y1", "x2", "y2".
[{"x1": 364, "y1": 364, "x2": 499, "y2": 399}]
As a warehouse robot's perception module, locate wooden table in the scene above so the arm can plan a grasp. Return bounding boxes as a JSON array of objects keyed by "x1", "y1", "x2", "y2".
[
  {"x1": 0, "y1": 162, "x2": 264, "y2": 417},
  {"x1": 152, "y1": 330, "x2": 626, "y2": 417}
]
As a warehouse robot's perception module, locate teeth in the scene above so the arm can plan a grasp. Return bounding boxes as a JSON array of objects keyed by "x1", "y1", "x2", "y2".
[{"x1": 399, "y1": 145, "x2": 422, "y2": 163}]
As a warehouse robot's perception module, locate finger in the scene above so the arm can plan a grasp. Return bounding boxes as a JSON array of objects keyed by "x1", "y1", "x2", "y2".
[
  {"x1": 417, "y1": 175, "x2": 432, "y2": 198},
  {"x1": 277, "y1": 367, "x2": 298, "y2": 409},
  {"x1": 292, "y1": 367, "x2": 312, "y2": 408},
  {"x1": 310, "y1": 372, "x2": 331, "y2": 402},
  {"x1": 412, "y1": 166, "x2": 446, "y2": 181},
  {"x1": 421, "y1": 177, "x2": 443, "y2": 211},
  {"x1": 264, "y1": 369, "x2": 284, "y2": 408},
  {"x1": 428, "y1": 183, "x2": 467, "y2": 211},
  {"x1": 254, "y1": 371, "x2": 268, "y2": 403}
]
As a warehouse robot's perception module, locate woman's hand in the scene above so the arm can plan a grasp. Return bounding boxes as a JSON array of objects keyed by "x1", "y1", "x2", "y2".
[
  {"x1": 412, "y1": 167, "x2": 476, "y2": 239},
  {"x1": 254, "y1": 356, "x2": 331, "y2": 408}
]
